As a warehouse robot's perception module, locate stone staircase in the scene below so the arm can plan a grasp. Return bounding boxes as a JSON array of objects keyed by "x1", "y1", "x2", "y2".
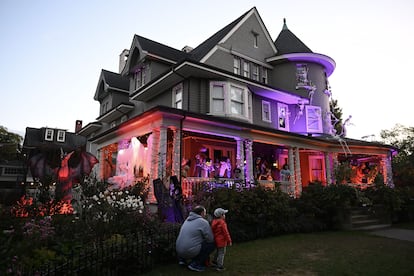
[{"x1": 350, "y1": 206, "x2": 391, "y2": 230}]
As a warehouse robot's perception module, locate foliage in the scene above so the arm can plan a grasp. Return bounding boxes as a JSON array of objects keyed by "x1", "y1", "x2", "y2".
[
  {"x1": 0, "y1": 126, "x2": 23, "y2": 162},
  {"x1": 380, "y1": 124, "x2": 414, "y2": 187},
  {"x1": 329, "y1": 98, "x2": 344, "y2": 135},
  {"x1": 334, "y1": 161, "x2": 352, "y2": 184},
  {"x1": 293, "y1": 183, "x2": 358, "y2": 230}
]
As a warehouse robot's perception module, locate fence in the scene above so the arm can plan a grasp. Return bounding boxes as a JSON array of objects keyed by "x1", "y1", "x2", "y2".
[{"x1": 24, "y1": 224, "x2": 180, "y2": 275}]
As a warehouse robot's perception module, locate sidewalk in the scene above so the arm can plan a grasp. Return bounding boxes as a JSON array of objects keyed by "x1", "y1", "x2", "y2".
[{"x1": 370, "y1": 228, "x2": 414, "y2": 242}]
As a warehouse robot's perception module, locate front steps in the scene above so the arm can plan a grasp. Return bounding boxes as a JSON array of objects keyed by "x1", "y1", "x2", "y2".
[{"x1": 350, "y1": 206, "x2": 391, "y2": 230}]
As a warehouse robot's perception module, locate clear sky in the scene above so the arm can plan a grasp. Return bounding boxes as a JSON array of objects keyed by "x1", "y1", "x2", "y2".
[{"x1": 1, "y1": 0, "x2": 413, "y2": 140}]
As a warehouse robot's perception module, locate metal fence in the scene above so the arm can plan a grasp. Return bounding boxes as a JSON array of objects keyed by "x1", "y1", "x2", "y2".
[{"x1": 24, "y1": 224, "x2": 180, "y2": 275}]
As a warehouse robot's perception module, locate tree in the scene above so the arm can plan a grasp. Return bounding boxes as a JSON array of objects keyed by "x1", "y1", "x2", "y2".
[
  {"x1": 0, "y1": 126, "x2": 23, "y2": 162},
  {"x1": 380, "y1": 124, "x2": 414, "y2": 187},
  {"x1": 329, "y1": 98, "x2": 344, "y2": 135}
]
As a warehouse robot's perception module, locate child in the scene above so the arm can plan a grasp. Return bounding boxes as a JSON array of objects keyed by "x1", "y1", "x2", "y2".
[{"x1": 211, "y1": 208, "x2": 232, "y2": 271}]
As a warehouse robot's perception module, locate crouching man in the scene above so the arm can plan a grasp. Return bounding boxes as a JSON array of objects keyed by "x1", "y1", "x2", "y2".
[{"x1": 176, "y1": 205, "x2": 215, "y2": 272}]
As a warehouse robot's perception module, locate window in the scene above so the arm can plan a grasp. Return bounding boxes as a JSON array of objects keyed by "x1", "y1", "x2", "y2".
[
  {"x1": 209, "y1": 81, "x2": 251, "y2": 121},
  {"x1": 45, "y1": 129, "x2": 53, "y2": 141},
  {"x1": 262, "y1": 101, "x2": 271, "y2": 122},
  {"x1": 57, "y1": 130, "x2": 65, "y2": 142},
  {"x1": 233, "y1": 57, "x2": 241, "y2": 75},
  {"x1": 277, "y1": 103, "x2": 289, "y2": 131},
  {"x1": 262, "y1": 67, "x2": 268, "y2": 84},
  {"x1": 296, "y1": 64, "x2": 310, "y2": 88},
  {"x1": 253, "y1": 34, "x2": 258, "y2": 48},
  {"x1": 243, "y1": 61, "x2": 250, "y2": 78},
  {"x1": 306, "y1": 106, "x2": 322, "y2": 133},
  {"x1": 134, "y1": 65, "x2": 146, "y2": 89},
  {"x1": 211, "y1": 83, "x2": 225, "y2": 114},
  {"x1": 309, "y1": 156, "x2": 325, "y2": 183},
  {"x1": 252, "y1": 64, "x2": 259, "y2": 81},
  {"x1": 172, "y1": 83, "x2": 183, "y2": 109}
]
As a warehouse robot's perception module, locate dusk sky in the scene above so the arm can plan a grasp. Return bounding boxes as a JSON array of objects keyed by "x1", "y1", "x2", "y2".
[{"x1": 1, "y1": 0, "x2": 413, "y2": 140}]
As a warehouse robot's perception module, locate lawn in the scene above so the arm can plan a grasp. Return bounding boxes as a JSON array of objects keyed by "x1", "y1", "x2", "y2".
[{"x1": 143, "y1": 226, "x2": 414, "y2": 275}]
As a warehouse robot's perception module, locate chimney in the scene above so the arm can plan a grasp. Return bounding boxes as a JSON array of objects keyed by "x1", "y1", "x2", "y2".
[
  {"x1": 181, "y1": 46, "x2": 193, "y2": 53},
  {"x1": 119, "y1": 49, "x2": 129, "y2": 73},
  {"x1": 75, "y1": 120, "x2": 82, "y2": 133}
]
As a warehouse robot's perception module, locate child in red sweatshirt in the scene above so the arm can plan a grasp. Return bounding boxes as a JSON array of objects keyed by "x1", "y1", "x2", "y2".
[{"x1": 211, "y1": 208, "x2": 232, "y2": 271}]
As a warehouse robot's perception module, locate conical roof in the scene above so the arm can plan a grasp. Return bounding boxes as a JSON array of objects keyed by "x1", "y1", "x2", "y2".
[{"x1": 274, "y1": 18, "x2": 312, "y2": 55}]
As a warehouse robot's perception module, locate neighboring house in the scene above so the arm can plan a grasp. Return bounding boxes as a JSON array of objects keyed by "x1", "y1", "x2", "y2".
[
  {"x1": 0, "y1": 160, "x2": 27, "y2": 205},
  {"x1": 78, "y1": 7, "x2": 396, "y2": 199},
  {"x1": 22, "y1": 127, "x2": 88, "y2": 186}
]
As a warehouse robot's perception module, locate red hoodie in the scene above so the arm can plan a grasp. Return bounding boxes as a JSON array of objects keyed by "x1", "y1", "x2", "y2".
[{"x1": 211, "y1": 218, "x2": 232, "y2": 247}]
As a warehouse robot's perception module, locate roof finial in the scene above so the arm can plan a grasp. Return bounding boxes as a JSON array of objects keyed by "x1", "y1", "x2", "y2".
[{"x1": 283, "y1": 18, "x2": 288, "y2": 30}]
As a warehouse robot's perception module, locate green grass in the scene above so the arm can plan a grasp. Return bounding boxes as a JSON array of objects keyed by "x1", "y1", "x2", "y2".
[{"x1": 144, "y1": 228, "x2": 414, "y2": 276}]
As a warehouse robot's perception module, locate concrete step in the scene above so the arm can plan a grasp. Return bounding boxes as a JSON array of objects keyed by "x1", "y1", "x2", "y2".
[{"x1": 353, "y1": 223, "x2": 392, "y2": 231}]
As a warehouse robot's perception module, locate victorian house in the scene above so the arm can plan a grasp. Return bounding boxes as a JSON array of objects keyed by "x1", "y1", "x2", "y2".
[{"x1": 78, "y1": 7, "x2": 395, "y2": 200}]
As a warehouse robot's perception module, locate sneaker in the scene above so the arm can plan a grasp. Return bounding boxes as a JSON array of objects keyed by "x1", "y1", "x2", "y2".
[
  {"x1": 188, "y1": 263, "x2": 205, "y2": 272},
  {"x1": 216, "y1": 266, "x2": 226, "y2": 271}
]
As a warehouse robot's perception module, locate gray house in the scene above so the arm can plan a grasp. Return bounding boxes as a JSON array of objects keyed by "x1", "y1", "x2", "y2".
[{"x1": 78, "y1": 7, "x2": 395, "y2": 201}]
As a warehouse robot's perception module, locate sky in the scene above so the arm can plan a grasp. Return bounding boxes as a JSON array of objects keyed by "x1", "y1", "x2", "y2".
[{"x1": 1, "y1": 0, "x2": 413, "y2": 141}]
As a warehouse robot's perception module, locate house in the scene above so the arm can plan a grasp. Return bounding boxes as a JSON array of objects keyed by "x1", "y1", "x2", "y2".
[
  {"x1": 78, "y1": 7, "x2": 396, "y2": 200},
  {"x1": 22, "y1": 126, "x2": 98, "y2": 201}
]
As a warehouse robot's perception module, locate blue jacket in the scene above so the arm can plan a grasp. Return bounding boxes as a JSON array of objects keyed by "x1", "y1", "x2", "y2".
[{"x1": 176, "y1": 211, "x2": 214, "y2": 258}]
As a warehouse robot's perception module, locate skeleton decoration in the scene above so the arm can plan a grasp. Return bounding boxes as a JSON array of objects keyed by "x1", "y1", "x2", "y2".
[{"x1": 293, "y1": 100, "x2": 305, "y2": 125}]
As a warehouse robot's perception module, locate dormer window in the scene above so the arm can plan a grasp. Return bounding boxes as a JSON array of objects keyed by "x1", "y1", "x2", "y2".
[
  {"x1": 57, "y1": 130, "x2": 66, "y2": 142},
  {"x1": 45, "y1": 129, "x2": 54, "y2": 141},
  {"x1": 134, "y1": 65, "x2": 147, "y2": 89}
]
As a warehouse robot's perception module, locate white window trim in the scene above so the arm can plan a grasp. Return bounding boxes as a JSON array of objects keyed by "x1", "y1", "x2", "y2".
[
  {"x1": 57, "y1": 130, "x2": 66, "y2": 142},
  {"x1": 309, "y1": 155, "x2": 326, "y2": 183},
  {"x1": 305, "y1": 105, "x2": 322, "y2": 133},
  {"x1": 262, "y1": 67, "x2": 268, "y2": 84},
  {"x1": 209, "y1": 81, "x2": 252, "y2": 122},
  {"x1": 172, "y1": 83, "x2": 183, "y2": 109},
  {"x1": 233, "y1": 57, "x2": 241, "y2": 75},
  {"x1": 243, "y1": 61, "x2": 250, "y2": 78},
  {"x1": 277, "y1": 103, "x2": 289, "y2": 131},
  {"x1": 252, "y1": 64, "x2": 259, "y2": 81},
  {"x1": 45, "y1": 129, "x2": 54, "y2": 141},
  {"x1": 261, "y1": 100, "x2": 271, "y2": 123}
]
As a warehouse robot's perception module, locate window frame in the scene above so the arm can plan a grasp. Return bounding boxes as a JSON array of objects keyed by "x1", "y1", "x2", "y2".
[
  {"x1": 262, "y1": 67, "x2": 268, "y2": 84},
  {"x1": 209, "y1": 81, "x2": 251, "y2": 122},
  {"x1": 277, "y1": 103, "x2": 289, "y2": 131},
  {"x1": 57, "y1": 130, "x2": 66, "y2": 142},
  {"x1": 309, "y1": 155, "x2": 326, "y2": 183},
  {"x1": 45, "y1": 129, "x2": 54, "y2": 141},
  {"x1": 261, "y1": 100, "x2": 271, "y2": 123},
  {"x1": 305, "y1": 105, "x2": 323, "y2": 133},
  {"x1": 243, "y1": 61, "x2": 250, "y2": 78},
  {"x1": 172, "y1": 83, "x2": 183, "y2": 109},
  {"x1": 233, "y1": 57, "x2": 241, "y2": 75}
]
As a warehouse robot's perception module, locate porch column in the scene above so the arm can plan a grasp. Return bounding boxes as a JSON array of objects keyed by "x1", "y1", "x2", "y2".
[
  {"x1": 294, "y1": 147, "x2": 302, "y2": 197},
  {"x1": 288, "y1": 147, "x2": 295, "y2": 196},
  {"x1": 331, "y1": 152, "x2": 338, "y2": 184},
  {"x1": 244, "y1": 139, "x2": 254, "y2": 185},
  {"x1": 235, "y1": 138, "x2": 245, "y2": 180},
  {"x1": 325, "y1": 152, "x2": 332, "y2": 185},
  {"x1": 158, "y1": 126, "x2": 168, "y2": 181},
  {"x1": 171, "y1": 127, "x2": 181, "y2": 178}
]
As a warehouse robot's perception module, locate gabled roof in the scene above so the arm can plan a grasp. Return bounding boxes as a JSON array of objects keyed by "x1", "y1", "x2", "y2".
[
  {"x1": 121, "y1": 35, "x2": 189, "y2": 76},
  {"x1": 94, "y1": 69, "x2": 129, "y2": 101},
  {"x1": 274, "y1": 19, "x2": 313, "y2": 55},
  {"x1": 189, "y1": 8, "x2": 252, "y2": 61},
  {"x1": 192, "y1": 7, "x2": 277, "y2": 62}
]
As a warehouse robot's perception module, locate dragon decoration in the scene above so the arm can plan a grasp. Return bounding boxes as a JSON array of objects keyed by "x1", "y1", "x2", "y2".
[{"x1": 28, "y1": 148, "x2": 98, "y2": 203}]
